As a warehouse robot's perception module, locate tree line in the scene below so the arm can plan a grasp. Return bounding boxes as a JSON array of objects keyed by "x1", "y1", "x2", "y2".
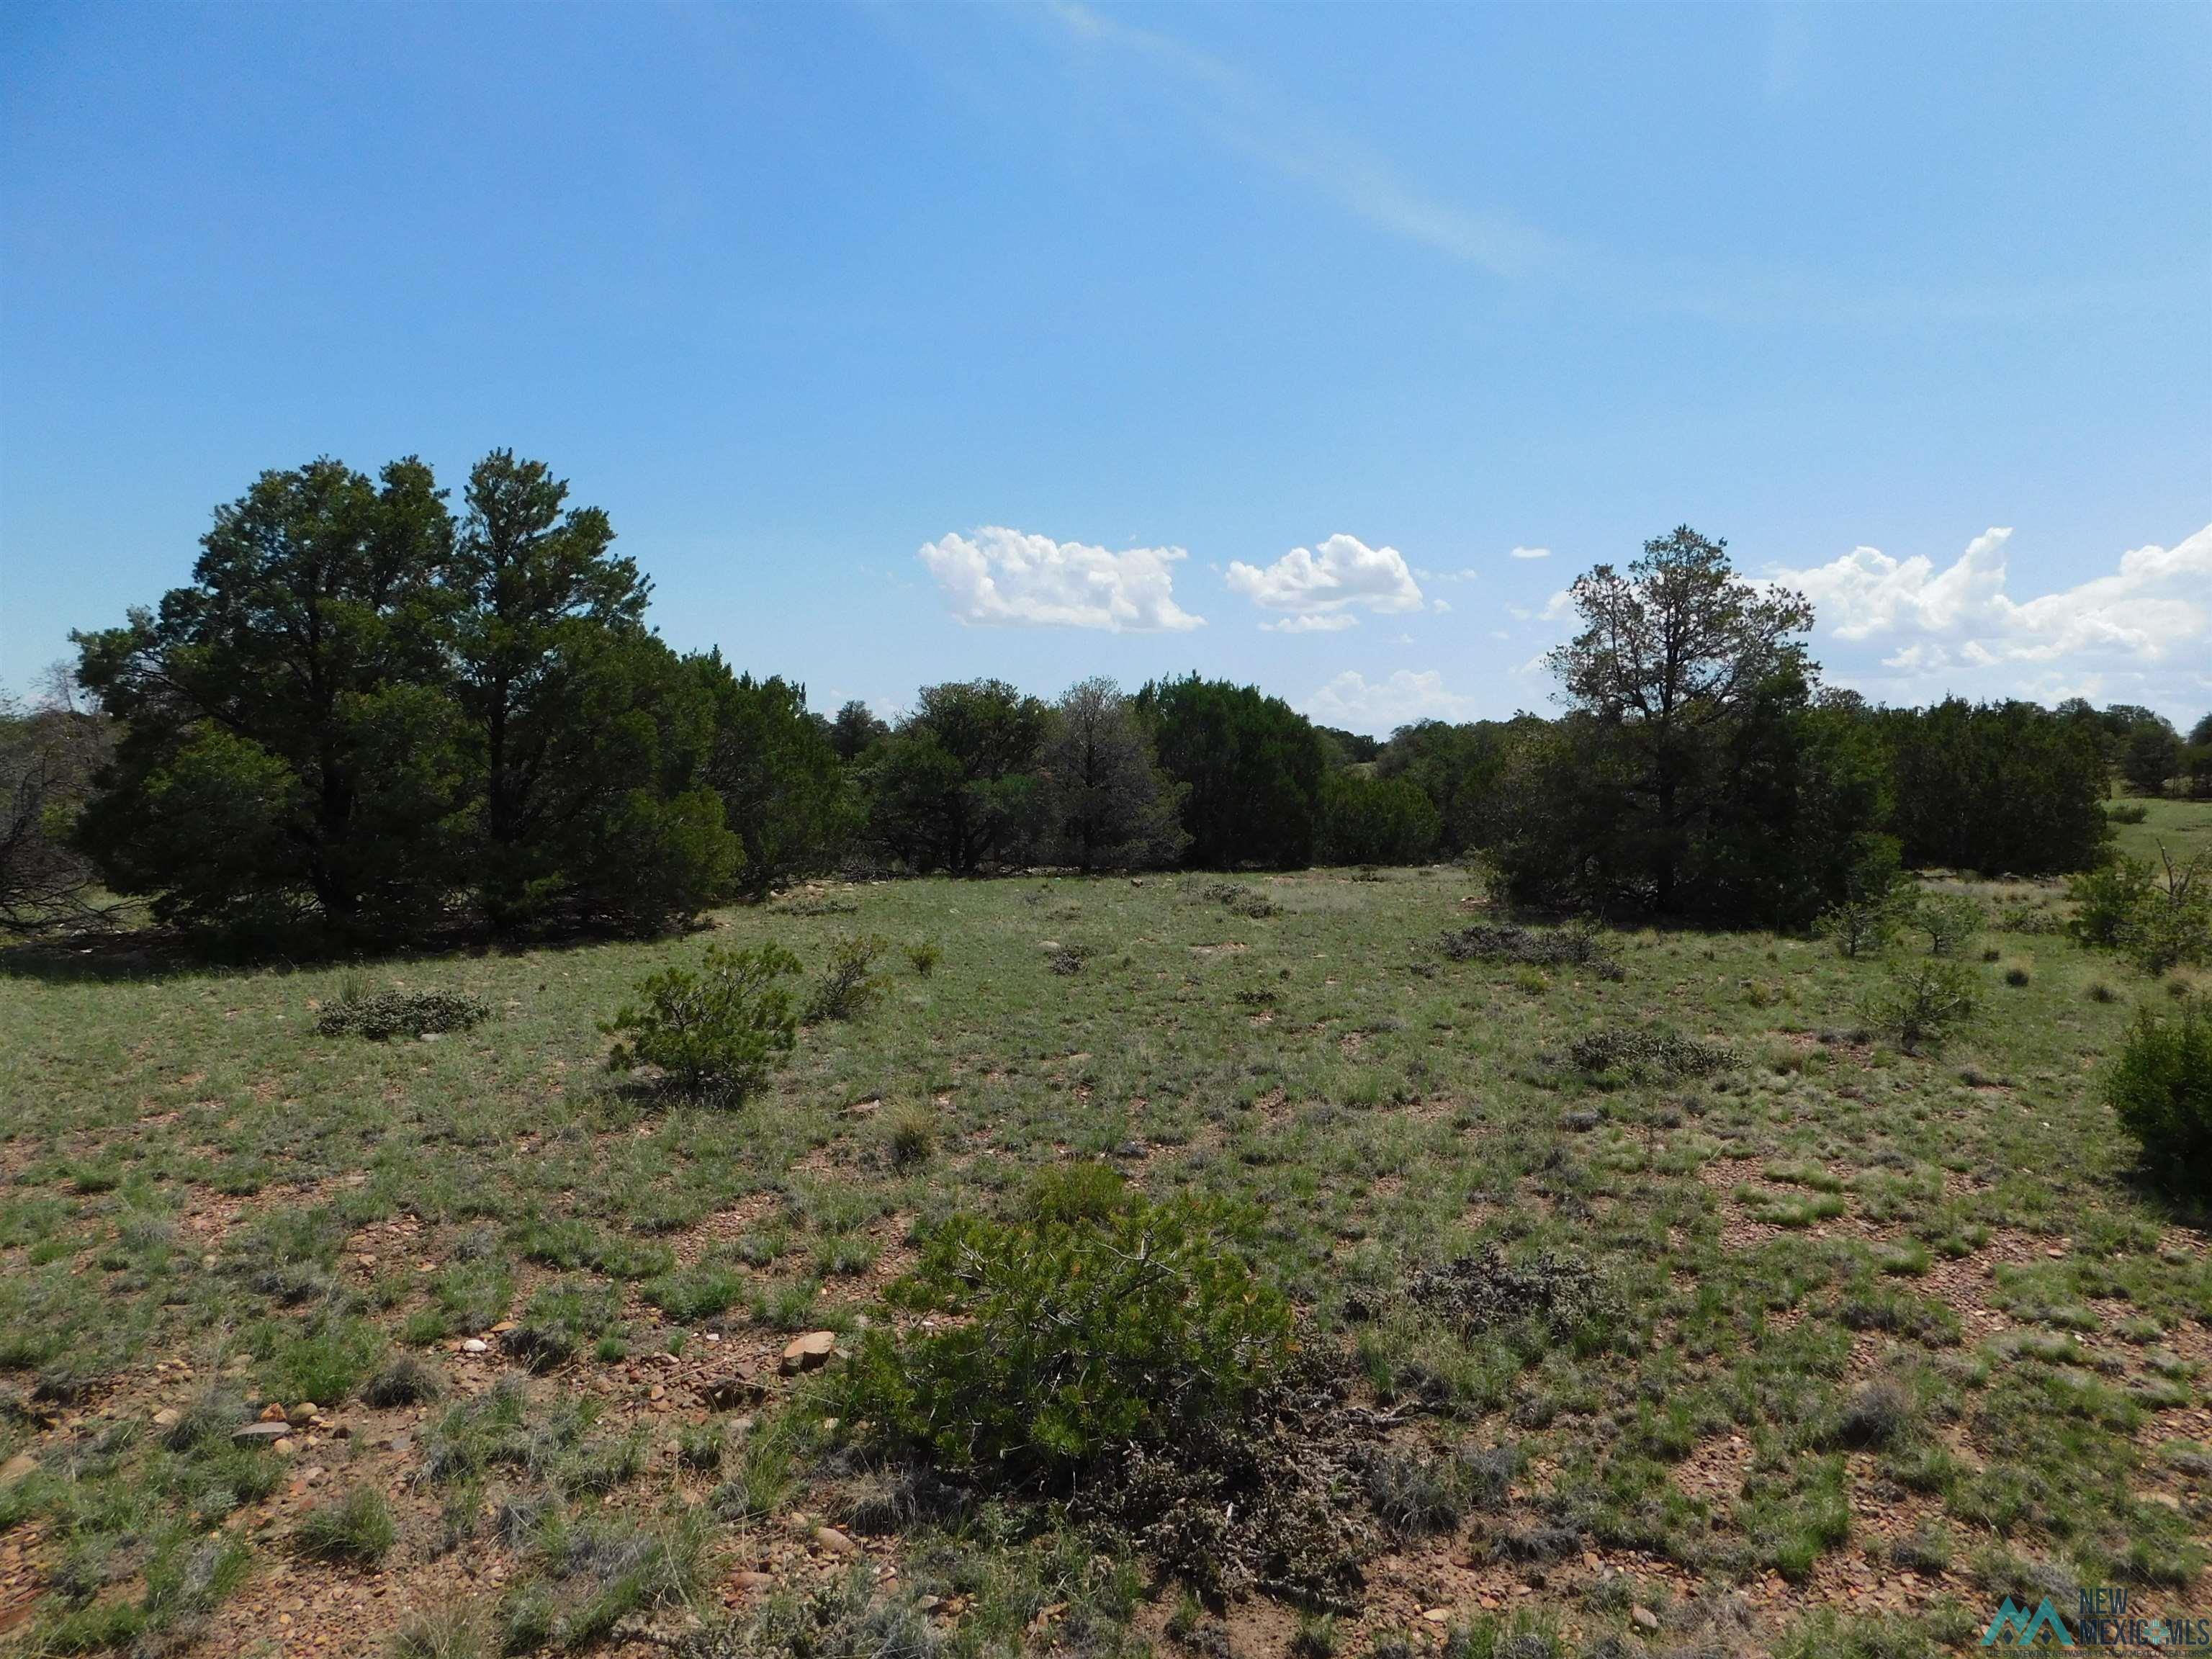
[{"x1": 4, "y1": 453, "x2": 2207, "y2": 950}]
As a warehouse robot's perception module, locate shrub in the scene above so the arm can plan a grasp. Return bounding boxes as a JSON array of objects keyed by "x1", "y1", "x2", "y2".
[
  {"x1": 904, "y1": 940, "x2": 940, "y2": 976},
  {"x1": 2107, "y1": 801, "x2": 2150, "y2": 825},
  {"x1": 293, "y1": 1487, "x2": 397, "y2": 1565},
  {"x1": 1568, "y1": 1026, "x2": 1732, "y2": 1079},
  {"x1": 1406, "y1": 1248, "x2": 1624, "y2": 1349},
  {"x1": 1910, "y1": 894, "x2": 1982, "y2": 957},
  {"x1": 2105, "y1": 999, "x2": 2212, "y2": 1195},
  {"x1": 1439, "y1": 924, "x2": 1624, "y2": 981},
  {"x1": 603, "y1": 942, "x2": 800, "y2": 1100},
  {"x1": 2067, "y1": 852, "x2": 2210, "y2": 973},
  {"x1": 804, "y1": 933, "x2": 887, "y2": 1024},
  {"x1": 837, "y1": 1193, "x2": 1292, "y2": 1484},
  {"x1": 1862, "y1": 960, "x2": 1978, "y2": 1056},
  {"x1": 316, "y1": 986, "x2": 492, "y2": 1040},
  {"x1": 2069, "y1": 858, "x2": 2159, "y2": 948}
]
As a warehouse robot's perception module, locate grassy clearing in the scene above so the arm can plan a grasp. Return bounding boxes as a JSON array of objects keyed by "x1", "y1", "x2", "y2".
[{"x1": 1, "y1": 837, "x2": 2207, "y2": 1655}]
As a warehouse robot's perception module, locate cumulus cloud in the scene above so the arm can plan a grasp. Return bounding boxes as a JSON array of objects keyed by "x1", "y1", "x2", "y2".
[
  {"x1": 919, "y1": 526, "x2": 1203, "y2": 631},
  {"x1": 1261, "y1": 612, "x2": 1359, "y2": 634},
  {"x1": 1771, "y1": 523, "x2": 2212, "y2": 716},
  {"x1": 1303, "y1": 668, "x2": 1482, "y2": 734},
  {"x1": 1509, "y1": 545, "x2": 1552, "y2": 560},
  {"x1": 1226, "y1": 534, "x2": 1423, "y2": 626}
]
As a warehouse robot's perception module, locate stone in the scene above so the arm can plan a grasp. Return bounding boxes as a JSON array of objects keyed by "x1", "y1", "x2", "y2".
[
  {"x1": 781, "y1": 1331, "x2": 837, "y2": 1374},
  {"x1": 814, "y1": 1527, "x2": 860, "y2": 1556},
  {"x1": 731, "y1": 1570, "x2": 775, "y2": 1597},
  {"x1": 233, "y1": 1421, "x2": 292, "y2": 1443},
  {"x1": 151, "y1": 1408, "x2": 180, "y2": 1429},
  {"x1": 289, "y1": 1402, "x2": 319, "y2": 1424},
  {"x1": 0, "y1": 1452, "x2": 37, "y2": 1483},
  {"x1": 462, "y1": 1338, "x2": 490, "y2": 1354},
  {"x1": 1632, "y1": 1606, "x2": 1660, "y2": 1632},
  {"x1": 702, "y1": 1375, "x2": 765, "y2": 1411},
  {"x1": 258, "y1": 1402, "x2": 289, "y2": 1423}
]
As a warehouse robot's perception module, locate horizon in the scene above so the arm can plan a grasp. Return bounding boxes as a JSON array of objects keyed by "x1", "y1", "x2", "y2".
[{"x1": 4, "y1": 3, "x2": 2208, "y2": 734}]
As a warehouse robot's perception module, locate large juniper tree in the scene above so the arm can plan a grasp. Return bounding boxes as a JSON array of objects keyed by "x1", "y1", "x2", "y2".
[
  {"x1": 1519, "y1": 526, "x2": 1851, "y2": 917},
  {"x1": 444, "y1": 450, "x2": 734, "y2": 931},
  {"x1": 72, "y1": 457, "x2": 468, "y2": 940}
]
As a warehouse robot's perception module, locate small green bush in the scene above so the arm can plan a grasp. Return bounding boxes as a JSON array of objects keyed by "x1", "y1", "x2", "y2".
[
  {"x1": 838, "y1": 1192, "x2": 1292, "y2": 1484},
  {"x1": 2106, "y1": 801, "x2": 2151, "y2": 825},
  {"x1": 1862, "y1": 960, "x2": 1978, "y2": 1056},
  {"x1": 1910, "y1": 893, "x2": 1983, "y2": 957},
  {"x1": 2106, "y1": 999, "x2": 2212, "y2": 1195},
  {"x1": 603, "y1": 942, "x2": 800, "y2": 1101},
  {"x1": 904, "y1": 940, "x2": 941, "y2": 976},
  {"x1": 316, "y1": 986, "x2": 492, "y2": 1040},
  {"x1": 804, "y1": 933, "x2": 888, "y2": 1024}
]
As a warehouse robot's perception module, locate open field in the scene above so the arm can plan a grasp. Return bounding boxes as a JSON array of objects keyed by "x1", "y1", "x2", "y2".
[{"x1": 2, "y1": 834, "x2": 2208, "y2": 1658}]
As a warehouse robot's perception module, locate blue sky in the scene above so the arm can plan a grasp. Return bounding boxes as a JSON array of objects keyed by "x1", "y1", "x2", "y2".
[{"x1": 4, "y1": 1, "x2": 2208, "y2": 732}]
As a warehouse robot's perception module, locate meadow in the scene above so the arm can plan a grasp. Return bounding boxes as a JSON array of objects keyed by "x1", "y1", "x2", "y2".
[{"x1": 1, "y1": 816, "x2": 2207, "y2": 1658}]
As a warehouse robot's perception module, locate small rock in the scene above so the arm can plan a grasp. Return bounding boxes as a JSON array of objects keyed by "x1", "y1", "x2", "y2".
[
  {"x1": 1421, "y1": 1608, "x2": 1450, "y2": 1624},
  {"x1": 258, "y1": 1402, "x2": 289, "y2": 1423},
  {"x1": 462, "y1": 1338, "x2": 490, "y2": 1354},
  {"x1": 233, "y1": 1421, "x2": 292, "y2": 1443},
  {"x1": 151, "y1": 1408, "x2": 181, "y2": 1429},
  {"x1": 289, "y1": 1402, "x2": 320, "y2": 1424},
  {"x1": 274, "y1": 1437, "x2": 297, "y2": 1455},
  {"x1": 814, "y1": 1526, "x2": 860, "y2": 1556},
  {"x1": 781, "y1": 1331, "x2": 837, "y2": 1375},
  {"x1": 703, "y1": 1375, "x2": 765, "y2": 1411},
  {"x1": 0, "y1": 1452, "x2": 37, "y2": 1483},
  {"x1": 1632, "y1": 1606, "x2": 1660, "y2": 1632},
  {"x1": 488, "y1": 1321, "x2": 517, "y2": 1335},
  {"x1": 731, "y1": 1570, "x2": 775, "y2": 1597}
]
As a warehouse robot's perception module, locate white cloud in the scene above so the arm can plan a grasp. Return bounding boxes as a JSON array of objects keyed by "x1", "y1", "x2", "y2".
[
  {"x1": 1226, "y1": 534, "x2": 1424, "y2": 624},
  {"x1": 1303, "y1": 669, "x2": 1482, "y2": 734},
  {"x1": 1771, "y1": 523, "x2": 2212, "y2": 717},
  {"x1": 1418, "y1": 566, "x2": 1483, "y2": 584},
  {"x1": 1260, "y1": 612, "x2": 1359, "y2": 634},
  {"x1": 919, "y1": 526, "x2": 1203, "y2": 631},
  {"x1": 1431, "y1": 598, "x2": 1452, "y2": 614},
  {"x1": 1509, "y1": 545, "x2": 1552, "y2": 560}
]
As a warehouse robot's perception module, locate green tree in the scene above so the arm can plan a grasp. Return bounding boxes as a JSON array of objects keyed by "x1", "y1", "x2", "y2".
[
  {"x1": 1881, "y1": 700, "x2": 2108, "y2": 875},
  {"x1": 1318, "y1": 771, "x2": 1441, "y2": 866},
  {"x1": 1038, "y1": 677, "x2": 1187, "y2": 873},
  {"x1": 1539, "y1": 526, "x2": 1816, "y2": 912},
  {"x1": 1133, "y1": 675, "x2": 1328, "y2": 869},
  {"x1": 693, "y1": 655, "x2": 850, "y2": 897},
  {"x1": 0, "y1": 675, "x2": 112, "y2": 935},
  {"x1": 827, "y1": 698, "x2": 889, "y2": 763},
  {"x1": 444, "y1": 451, "x2": 734, "y2": 930},
  {"x1": 867, "y1": 680, "x2": 1048, "y2": 873},
  {"x1": 1375, "y1": 718, "x2": 1525, "y2": 854},
  {"x1": 2121, "y1": 718, "x2": 2181, "y2": 796},
  {"x1": 72, "y1": 457, "x2": 467, "y2": 941}
]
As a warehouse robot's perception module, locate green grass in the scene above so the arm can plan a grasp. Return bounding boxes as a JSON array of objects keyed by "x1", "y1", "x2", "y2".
[{"x1": 1, "y1": 839, "x2": 2208, "y2": 1653}]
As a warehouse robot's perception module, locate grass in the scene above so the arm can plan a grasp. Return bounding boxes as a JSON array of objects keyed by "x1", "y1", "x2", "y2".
[{"x1": 1, "y1": 827, "x2": 2208, "y2": 1653}]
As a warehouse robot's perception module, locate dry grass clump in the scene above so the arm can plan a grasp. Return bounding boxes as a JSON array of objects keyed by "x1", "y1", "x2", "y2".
[
  {"x1": 1439, "y1": 923, "x2": 1625, "y2": 981},
  {"x1": 1567, "y1": 1025, "x2": 1732, "y2": 1079},
  {"x1": 315, "y1": 986, "x2": 491, "y2": 1040}
]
